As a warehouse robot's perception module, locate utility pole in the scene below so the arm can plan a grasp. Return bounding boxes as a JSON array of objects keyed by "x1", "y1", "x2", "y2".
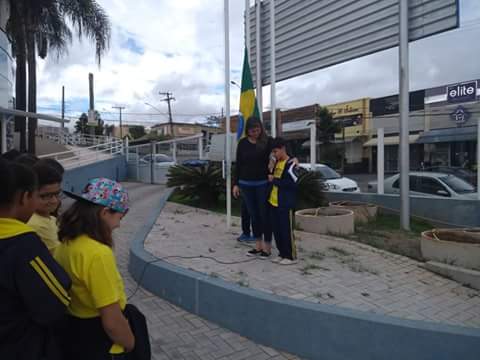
[
  {"x1": 112, "y1": 106, "x2": 125, "y2": 139},
  {"x1": 88, "y1": 73, "x2": 95, "y2": 136},
  {"x1": 159, "y1": 92, "x2": 175, "y2": 137},
  {"x1": 61, "y1": 86, "x2": 65, "y2": 130}
]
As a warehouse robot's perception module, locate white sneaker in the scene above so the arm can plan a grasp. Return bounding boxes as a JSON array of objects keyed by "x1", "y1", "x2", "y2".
[
  {"x1": 271, "y1": 256, "x2": 283, "y2": 263},
  {"x1": 279, "y1": 258, "x2": 298, "y2": 265}
]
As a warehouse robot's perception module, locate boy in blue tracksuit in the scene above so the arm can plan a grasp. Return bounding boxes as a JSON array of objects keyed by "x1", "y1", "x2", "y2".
[{"x1": 267, "y1": 138, "x2": 300, "y2": 265}]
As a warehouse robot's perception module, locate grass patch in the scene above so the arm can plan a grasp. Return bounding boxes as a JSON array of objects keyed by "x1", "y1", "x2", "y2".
[
  {"x1": 340, "y1": 214, "x2": 432, "y2": 261},
  {"x1": 357, "y1": 214, "x2": 431, "y2": 236}
]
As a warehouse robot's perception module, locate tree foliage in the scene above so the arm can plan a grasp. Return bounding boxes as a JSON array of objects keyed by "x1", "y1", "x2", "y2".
[
  {"x1": 167, "y1": 163, "x2": 225, "y2": 205},
  {"x1": 75, "y1": 111, "x2": 104, "y2": 135},
  {"x1": 316, "y1": 106, "x2": 342, "y2": 168},
  {"x1": 128, "y1": 125, "x2": 146, "y2": 139},
  {"x1": 296, "y1": 169, "x2": 327, "y2": 210},
  {"x1": 6, "y1": 0, "x2": 111, "y2": 153}
]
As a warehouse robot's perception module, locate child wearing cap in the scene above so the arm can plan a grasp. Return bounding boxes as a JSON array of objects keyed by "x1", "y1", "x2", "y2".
[{"x1": 54, "y1": 178, "x2": 146, "y2": 359}]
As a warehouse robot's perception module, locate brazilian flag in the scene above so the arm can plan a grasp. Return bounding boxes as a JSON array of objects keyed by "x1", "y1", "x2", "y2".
[{"x1": 237, "y1": 47, "x2": 260, "y2": 140}]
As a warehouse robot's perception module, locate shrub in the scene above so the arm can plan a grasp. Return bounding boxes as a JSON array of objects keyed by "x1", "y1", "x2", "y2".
[
  {"x1": 167, "y1": 163, "x2": 225, "y2": 205},
  {"x1": 296, "y1": 169, "x2": 326, "y2": 210}
]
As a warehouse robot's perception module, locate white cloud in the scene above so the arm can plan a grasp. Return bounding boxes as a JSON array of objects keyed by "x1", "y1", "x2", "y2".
[{"x1": 37, "y1": 0, "x2": 480, "y2": 129}]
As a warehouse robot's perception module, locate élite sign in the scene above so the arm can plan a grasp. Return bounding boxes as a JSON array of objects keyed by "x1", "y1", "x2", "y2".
[{"x1": 447, "y1": 81, "x2": 477, "y2": 103}]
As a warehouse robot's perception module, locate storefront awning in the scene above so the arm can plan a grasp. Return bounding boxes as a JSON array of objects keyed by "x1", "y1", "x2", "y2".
[
  {"x1": 416, "y1": 126, "x2": 477, "y2": 144},
  {"x1": 363, "y1": 134, "x2": 419, "y2": 147}
]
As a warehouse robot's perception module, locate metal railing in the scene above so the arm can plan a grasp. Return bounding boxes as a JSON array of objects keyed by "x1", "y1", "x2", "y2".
[
  {"x1": 37, "y1": 127, "x2": 116, "y2": 147},
  {"x1": 126, "y1": 133, "x2": 204, "y2": 184},
  {"x1": 38, "y1": 138, "x2": 124, "y2": 170}
]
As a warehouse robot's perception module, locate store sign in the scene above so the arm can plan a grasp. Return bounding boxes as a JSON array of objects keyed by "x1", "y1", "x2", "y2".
[
  {"x1": 447, "y1": 81, "x2": 477, "y2": 103},
  {"x1": 337, "y1": 114, "x2": 363, "y2": 127},
  {"x1": 450, "y1": 106, "x2": 471, "y2": 125},
  {"x1": 371, "y1": 90, "x2": 425, "y2": 116}
]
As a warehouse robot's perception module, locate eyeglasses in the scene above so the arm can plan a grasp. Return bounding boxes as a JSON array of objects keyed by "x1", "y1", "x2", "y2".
[{"x1": 39, "y1": 191, "x2": 65, "y2": 201}]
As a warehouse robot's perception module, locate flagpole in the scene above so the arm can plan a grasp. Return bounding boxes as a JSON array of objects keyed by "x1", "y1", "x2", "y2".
[
  {"x1": 270, "y1": 0, "x2": 276, "y2": 137},
  {"x1": 224, "y1": 0, "x2": 232, "y2": 230},
  {"x1": 245, "y1": 0, "x2": 250, "y2": 58},
  {"x1": 255, "y1": 0, "x2": 263, "y2": 121}
]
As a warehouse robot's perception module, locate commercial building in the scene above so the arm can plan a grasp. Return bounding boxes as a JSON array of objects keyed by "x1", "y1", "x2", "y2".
[
  {"x1": 421, "y1": 80, "x2": 479, "y2": 168},
  {"x1": 151, "y1": 122, "x2": 222, "y2": 141},
  {"x1": 367, "y1": 90, "x2": 426, "y2": 172},
  {"x1": 367, "y1": 80, "x2": 479, "y2": 172},
  {"x1": 326, "y1": 98, "x2": 371, "y2": 172}
]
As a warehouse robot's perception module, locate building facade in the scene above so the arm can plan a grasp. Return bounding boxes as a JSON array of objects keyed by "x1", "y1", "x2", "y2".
[
  {"x1": 151, "y1": 122, "x2": 222, "y2": 142},
  {"x1": 326, "y1": 98, "x2": 371, "y2": 171},
  {"x1": 421, "y1": 79, "x2": 479, "y2": 168},
  {"x1": 368, "y1": 90, "x2": 426, "y2": 172},
  {"x1": 367, "y1": 80, "x2": 479, "y2": 172}
]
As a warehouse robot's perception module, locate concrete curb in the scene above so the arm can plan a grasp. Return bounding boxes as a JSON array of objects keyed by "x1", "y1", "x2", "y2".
[{"x1": 129, "y1": 191, "x2": 480, "y2": 360}]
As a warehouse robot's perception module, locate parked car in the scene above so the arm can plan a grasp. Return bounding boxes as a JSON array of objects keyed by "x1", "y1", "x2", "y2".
[
  {"x1": 181, "y1": 159, "x2": 209, "y2": 168},
  {"x1": 423, "y1": 166, "x2": 477, "y2": 187},
  {"x1": 140, "y1": 154, "x2": 175, "y2": 167},
  {"x1": 299, "y1": 163, "x2": 360, "y2": 193},
  {"x1": 367, "y1": 172, "x2": 477, "y2": 199}
]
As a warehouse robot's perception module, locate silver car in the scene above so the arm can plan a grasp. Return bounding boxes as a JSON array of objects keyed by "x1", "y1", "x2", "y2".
[{"x1": 368, "y1": 172, "x2": 478, "y2": 200}]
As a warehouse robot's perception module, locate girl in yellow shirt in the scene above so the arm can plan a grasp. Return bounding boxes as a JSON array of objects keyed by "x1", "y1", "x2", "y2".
[{"x1": 54, "y1": 178, "x2": 136, "y2": 359}]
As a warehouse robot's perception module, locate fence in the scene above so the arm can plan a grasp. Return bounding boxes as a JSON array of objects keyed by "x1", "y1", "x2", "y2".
[
  {"x1": 126, "y1": 134, "x2": 204, "y2": 185},
  {"x1": 37, "y1": 127, "x2": 114, "y2": 147},
  {"x1": 38, "y1": 138, "x2": 124, "y2": 170}
]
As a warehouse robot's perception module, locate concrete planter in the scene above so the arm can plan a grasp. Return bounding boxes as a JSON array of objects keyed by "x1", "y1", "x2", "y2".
[
  {"x1": 295, "y1": 207, "x2": 354, "y2": 236},
  {"x1": 421, "y1": 229, "x2": 480, "y2": 271},
  {"x1": 329, "y1": 201, "x2": 378, "y2": 224}
]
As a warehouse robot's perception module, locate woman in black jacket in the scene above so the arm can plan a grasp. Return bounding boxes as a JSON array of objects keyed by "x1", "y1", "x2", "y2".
[{"x1": 233, "y1": 117, "x2": 274, "y2": 258}]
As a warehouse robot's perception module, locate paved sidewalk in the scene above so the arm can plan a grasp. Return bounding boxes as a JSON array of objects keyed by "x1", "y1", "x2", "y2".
[
  {"x1": 145, "y1": 202, "x2": 480, "y2": 330},
  {"x1": 114, "y1": 183, "x2": 300, "y2": 360}
]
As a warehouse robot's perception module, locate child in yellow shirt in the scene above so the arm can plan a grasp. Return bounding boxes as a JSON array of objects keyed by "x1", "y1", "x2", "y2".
[{"x1": 27, "y1": 162, "x2": 63, "y2": 253}]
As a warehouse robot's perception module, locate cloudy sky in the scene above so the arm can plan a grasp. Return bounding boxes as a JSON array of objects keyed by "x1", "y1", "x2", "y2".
[{"x1": 37, "y1": 0, "x2": 480, "y2": 128}]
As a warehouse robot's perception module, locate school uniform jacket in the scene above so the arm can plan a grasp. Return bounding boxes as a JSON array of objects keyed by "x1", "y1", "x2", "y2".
[
  {"x1": 269, "y1": 159, "x2": 300, "y2": 209},
  {"x1": 0, "y1": 218, "x2": 71, "y2": 360}
]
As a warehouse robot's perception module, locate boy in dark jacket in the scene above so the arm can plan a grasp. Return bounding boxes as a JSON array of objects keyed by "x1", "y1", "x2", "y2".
[
  {"x1": 267, "y1": 138, "x2": 300, "y2": 265},
  {"x1": 0, "y1": 159, "x2": 71, "y2": 360}
]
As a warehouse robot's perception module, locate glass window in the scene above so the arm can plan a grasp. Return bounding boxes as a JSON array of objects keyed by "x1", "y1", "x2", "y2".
[
  {"x1": 392, "y1": 176, "x2": 418, "y2": 190},
  {"x1": 314, "y1": 165, "x2": 341, "y2": 179},
  {"x1": 418, "y1": 177, "x2": 449, "y2": 196},
  {"x1": 440, "y1": 175, "x2": 475, "y2": 194}
]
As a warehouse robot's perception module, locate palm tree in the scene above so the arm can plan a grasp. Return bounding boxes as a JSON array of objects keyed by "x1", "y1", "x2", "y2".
[
  {"x1": 316, "y1": 105, "x2": 341, "y2": 168},
  {"x1": 7, "y1": 0, "x2": 111, "y2": 154}
]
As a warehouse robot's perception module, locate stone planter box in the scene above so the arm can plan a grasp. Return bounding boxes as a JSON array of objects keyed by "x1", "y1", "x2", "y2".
[
  {"x1": 295, "y1": 207, "x2": 354, "y2": 236},
  {"x1": 421, "y1": 229, "x2": 480, "y2": 271},
  {"x1": 329, "y1": 201, "x2": 378, "y2": 224}
]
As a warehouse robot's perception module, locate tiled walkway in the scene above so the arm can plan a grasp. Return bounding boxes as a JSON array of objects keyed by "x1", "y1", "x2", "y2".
[
  {"x1": 114, "y1": 183, "x2": 299, "y2": 360},
  {"x1": 145, "y1": 202, "x2": 480, "y2": 330}
]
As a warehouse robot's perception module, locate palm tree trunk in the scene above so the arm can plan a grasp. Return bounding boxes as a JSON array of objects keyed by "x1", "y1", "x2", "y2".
[
  {"x1": 27, "y1": 31, "x2": 37, "y2": 154},
  {"x1": 11, "y1": 1, "x2": 27, "y2": 152}
]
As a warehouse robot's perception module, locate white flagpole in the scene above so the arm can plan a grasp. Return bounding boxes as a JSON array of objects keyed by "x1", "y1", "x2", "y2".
[
  {"x1": 255, "y1": 0, "x2": 263, "y2": 121},
  {"x1": 270, "y1": 0, "x2": 276, "y2": 137},
  {"x1": 245, "y1": 0, "x2": 250, "y2": 58},
  {"x1": 224, "y1": 0, "x2": 232, "y2": 229}
]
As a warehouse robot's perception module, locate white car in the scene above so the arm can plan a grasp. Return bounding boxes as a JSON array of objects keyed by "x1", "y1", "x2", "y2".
[
  {"x1": 367, "y1": 172, "x2": 478, "y2": 200},
  {"x1": 140, "y1": 154, "x2": 175, "y2": 167},
  {"x1": 299, "y1": 163, "x2": 360, "y2": 193}
]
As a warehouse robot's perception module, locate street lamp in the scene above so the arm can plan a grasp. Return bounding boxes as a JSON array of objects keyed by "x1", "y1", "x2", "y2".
[
  {"x1": 144, "y1": 102, "x2": 163, "y2": 114},
  {"x1": 230, "y1": 80, "x2": 241, "y2": 89}
]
